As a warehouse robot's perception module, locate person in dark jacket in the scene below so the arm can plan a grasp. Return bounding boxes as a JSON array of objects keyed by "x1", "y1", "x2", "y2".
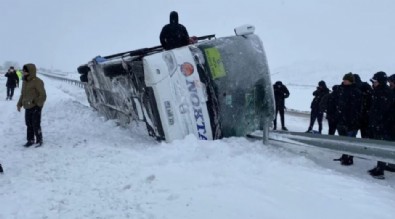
[
  {"x1": 389, "y1": 74, "x2": 395, "y2": 141},
  {"x1": 367, "y1": 72, "x2": 395, "y2": 179},
  {"x1": 334, "y1": 73, "x2": 363, "y2": 137},
  {"x1": 389, "y1": 74, "x2": 395, "y2": 89},
  {"x1": 332, "y1": 73, "x2": 363, "y2": 166},
  {"x1": 5, "y1": 66, "x2": 19, "y2": 100},
  {"x1": 17, "y1": 63, "x2": 47, "y2": 147},
  {"x1": 321, "y1": 85, "x2": 339, "y2": 135},
  {"x1": 353, "y1": 74, "x2": 372, "y2": 138},
  {"x1": 272, "y1": 81, "x2": 290, "y2": 130},
  {"x1": 367, "y1": 71, "x2": 394, "y2": 140},
  {"x1": 160, "y1": 11, "x2": 190, "y2": 50},
  {"x1": 306, "y1": 80, "x2": 329, "y2": 133}
]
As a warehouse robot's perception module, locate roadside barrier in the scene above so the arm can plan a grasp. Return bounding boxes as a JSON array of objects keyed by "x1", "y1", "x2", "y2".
[{"x1": 39, "y1": 72, "x2": 85, "y2": 88}]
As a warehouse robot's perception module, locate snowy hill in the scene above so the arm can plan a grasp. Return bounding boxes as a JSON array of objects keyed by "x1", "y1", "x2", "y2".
[{"x1": 1, "y1": 71, "x2": 394, "y2": 219}]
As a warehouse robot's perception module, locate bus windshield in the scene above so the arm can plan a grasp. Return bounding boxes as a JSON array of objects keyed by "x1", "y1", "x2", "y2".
[{"x1": 195, "y1": 34, "x2": 274, "y2": 138}]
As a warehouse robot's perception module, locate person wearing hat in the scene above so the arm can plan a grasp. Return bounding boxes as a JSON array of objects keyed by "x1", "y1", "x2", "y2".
[
  {"x1": 5, "y1": 66, "x2": 19, "y2": 100},
  {"x1": 306, "y1": 80, "x2": 329, "y2": 133},
  {"x1": 17, "y1": 63, "x2": 47, "y2": 147},
  {"x1": 272, "y1": 81, "x2": 290, "y2": 131},
  {"x1": 367, "y1": 71, "x2": 394, "y2": 140},
  {"x1": 335, "y1": 73, "x2": 363, "y2": 137},
  {"x1": 366, "y1": 71, "x2": 395, "y2": 179},
  {"x1": 331, "y1": 73, "x2": 363, "y2": 166}
]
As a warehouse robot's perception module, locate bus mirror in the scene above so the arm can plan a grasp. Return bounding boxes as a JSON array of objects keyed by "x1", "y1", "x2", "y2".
[{"x1": 234, "y1": 25, "x2": 255, "y2": 36}]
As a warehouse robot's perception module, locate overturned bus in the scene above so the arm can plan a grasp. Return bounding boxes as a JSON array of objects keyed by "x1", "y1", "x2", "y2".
[{"x1": 77, "y1": 25, "x2": 275, "y2": 142}]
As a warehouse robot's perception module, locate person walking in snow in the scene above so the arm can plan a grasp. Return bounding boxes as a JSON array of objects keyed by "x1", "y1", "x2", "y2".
[
  {"x1": 17, "y1": 63, "x2": 47, "y2": 147},
  {"x1": 160, "y1": 11, "x2": 190, "y2": 50},
  {"x1": 5, "y1": 66, "x2": 19, "y2": 100},
  {"x1": 272, "y1": 81, "x2": 290, "y2": 131},
  {"x1": 306, "y1": 80, "x2": 329, "y2": 133}
]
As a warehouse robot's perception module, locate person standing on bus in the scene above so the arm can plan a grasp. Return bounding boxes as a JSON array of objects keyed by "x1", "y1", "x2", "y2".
[{"x1": 160, "y1": 11, "x2": 190, "y2": 50}]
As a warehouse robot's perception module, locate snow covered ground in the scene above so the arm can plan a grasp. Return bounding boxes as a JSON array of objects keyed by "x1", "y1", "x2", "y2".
[{"x1": 1, "y1": 74, "x2": 394, "y2": 218}]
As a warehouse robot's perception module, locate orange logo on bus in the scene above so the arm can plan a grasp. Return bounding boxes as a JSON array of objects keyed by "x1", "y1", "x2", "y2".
[{"x1": 180, "y1": 62, "x2": 194, "y2": 77}]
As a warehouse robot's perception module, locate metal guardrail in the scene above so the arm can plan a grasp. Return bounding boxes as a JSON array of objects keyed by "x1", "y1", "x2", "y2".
[
  {"x1": 39, "y1": 72, "x2": 85, "y2": 88},
  {"x1": 269, "y1": 131, "x2": 395, "y2": 164},
  {"x1": 286, "y1": 108, "x2": 310, "y2": 116}
]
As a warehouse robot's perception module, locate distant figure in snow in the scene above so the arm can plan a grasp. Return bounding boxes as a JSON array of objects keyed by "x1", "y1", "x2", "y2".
[
  {"x1": 5, "y1": 66, "x2": 19, "y2": 100},
  {"x1": 16, "y1": 69, "x2": 23, "y2": 85},
  {"x1": 160, "y1": 11, "x2": 190, "y2": 50},
  {"x1": 306, "y1": 80, "x2": 329, "y2": 133},
  {"x1": 272, "y1": 81, "x2": 290, "y2": 131}
]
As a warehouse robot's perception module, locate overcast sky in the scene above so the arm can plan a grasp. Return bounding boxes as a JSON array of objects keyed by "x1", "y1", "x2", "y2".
[{"x1": 1, "y1": 0, "x2": 394, "y2": 72}]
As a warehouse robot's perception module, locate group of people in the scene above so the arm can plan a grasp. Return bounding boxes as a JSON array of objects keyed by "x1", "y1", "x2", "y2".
[
  {"x1": 3, "y1": 64, "x2": 47, "y2": 148},
  {"x1": 273, "y1": 71, "x2": 395, "y2": 179},
  {"x1": 311, "y1": 71, "x2": 395, "y2": 141}
]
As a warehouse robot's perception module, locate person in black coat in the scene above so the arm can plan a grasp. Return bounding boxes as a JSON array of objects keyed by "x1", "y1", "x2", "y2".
[
  {"x1": 353, "y1": 74, "x2": 372, "y2": 138},
  {"x1": 5, "y1": 66, "x2": 19, "y2": 100},
  {"x1": 306, "y1": 80, "x2": 329, "y2": 133},
  {"x1": 160, "y1": 11, "x2": 190, "y2": 50},
  {"x1": 272, "y1": 81, "x2": 290, "y2": 130},
  {"x1": 321, "y1": 85, "x2": 339, "y2": 135},
  {"x1": 368, "y1": 71, "x2": 395, "y2": 140},
  {"x1": 389, "y1": 74, "x2": 395, "y2": 141},
  {"x1": 334, "y1": 73, "x2": 363, "y2": 137},
  {"x1": 367, "y1": 72, "x2": 395, "y2": 179},
  {"x1": 332, "y1": 73, "x2": 363, "y2": 167}
]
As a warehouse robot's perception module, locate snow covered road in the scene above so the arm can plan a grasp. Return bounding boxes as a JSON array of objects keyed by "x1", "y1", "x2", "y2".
[{"x1": 1, "y1": 76, "x2": 394, "y2": 219}]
